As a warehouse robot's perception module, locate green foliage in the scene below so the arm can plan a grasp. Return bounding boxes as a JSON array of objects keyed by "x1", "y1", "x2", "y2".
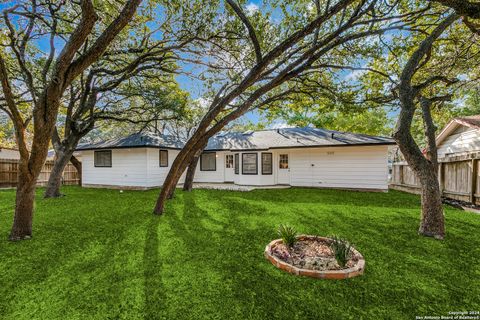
[
  {"x1": 277, "y1": 224, "x2": 297, "y2": 247},
  {"x1": 329, "y1": 236, "x2": 352, "y2": 268}
]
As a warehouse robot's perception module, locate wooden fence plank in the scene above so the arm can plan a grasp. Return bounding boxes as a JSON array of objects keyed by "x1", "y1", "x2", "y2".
[
  {"x1": 0, "y1": 159, "x2": 80, "y2": 188},
  {"x1": 390, "y1": 156, "x2": 479, "y2": 204}
]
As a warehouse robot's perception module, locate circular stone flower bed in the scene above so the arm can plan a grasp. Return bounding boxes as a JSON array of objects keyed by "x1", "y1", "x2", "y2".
[{"x1": 264, "y1": 235, "x2": 365, "y2": 279}]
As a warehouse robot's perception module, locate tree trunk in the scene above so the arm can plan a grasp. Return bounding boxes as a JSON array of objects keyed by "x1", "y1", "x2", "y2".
[
  {"x1": 44, "y1": 149, "x2": 75, "y2": 198},
  {"x1": 418, "y1": 168, "x2": 445, "y2": 239},
  {"x1": 70, "y1": 155, "x2": 82, "y2": 186},
  {"x1": 9, "y1": 170, "x2": 36, "y2": 240},
  {"x1": 154, "y1": 142, "x2": 200, "y2": 214},
  {"x1": 183, "y1": 153, "x2": 200, "y2": 192}
]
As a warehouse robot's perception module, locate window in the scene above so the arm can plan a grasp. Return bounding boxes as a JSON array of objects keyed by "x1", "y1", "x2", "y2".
[
  {"x1": 200, "y1": 152, "x2": 216, "y2": 171},
  {"x1": 242, "y1": 153, "x2": 258, "y2": 175},
  {"x1": 279, "y1": 154, "x2": 289, "y2": 169},
  {"x1": 94, "y1": 150, "x2": 112, "y2": 167},
  {"x1": 261, "y1": 153, "x2": 273, "y2": 175},
  {"x1": 226, "y1": 154, "x2": 234, "y2": 168},
  {"x1": 159, "y1": 150, "x2": 168, "y2": 167},
  {"x1": 234, "y1": 153, "x2": 239, "y2": 174}
]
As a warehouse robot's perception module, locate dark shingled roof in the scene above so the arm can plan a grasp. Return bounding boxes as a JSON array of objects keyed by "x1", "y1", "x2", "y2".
[
  {"x1": 76, "y1": 127, "x2": 395, "y2": 151},
  {"x1": 76, "y1": 132, "x2": 184, "y2": 151}
]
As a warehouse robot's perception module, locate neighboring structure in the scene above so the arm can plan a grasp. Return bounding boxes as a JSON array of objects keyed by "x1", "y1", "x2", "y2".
[
  {"x1": 0, "y1": 146, "x2": 20, "y2": 160},
  {"x1": 47, "y1": 149, "x2": 82, "y2": 161},
  {"x1": 391, "y1": 115, "x2": 480, "y2": 204},
  {"x1": 435, "y1": 115, "x2": 480, "y2": 158},
  {"x1": 76, "y1": 127, "x2": 395, "y2": 191}
]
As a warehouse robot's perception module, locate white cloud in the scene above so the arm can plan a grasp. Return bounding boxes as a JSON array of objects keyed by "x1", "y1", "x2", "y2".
[
  {"x1": 269, "y1": 120, "x2": 294, "y2": 129},
  {"x1": 245, "y1": 3, "x2": 259, "y2": 15},
  {"x1": 194, "y1": 97, "x2": 211, "y2": 110},
  {"x1": 345, "y1": 69, "x2": 366, "y2": 81}
]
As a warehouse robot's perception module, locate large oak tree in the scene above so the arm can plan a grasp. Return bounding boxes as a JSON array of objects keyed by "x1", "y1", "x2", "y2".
[
  {"x1": 152, "y1": 0, "x2": 427, "y2": 214},
  {"x1": 357, "y1": 2, "x2": 480, "y2": 239},
  {"x1": 0, "y1": 0, "x2": 142, "y2": 240}
]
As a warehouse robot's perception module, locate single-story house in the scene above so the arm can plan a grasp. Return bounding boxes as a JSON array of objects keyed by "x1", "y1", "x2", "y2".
[
  {"x1": 435, "y1": 115, "x2": 480, "y2": 158},
  {"x1": 76, "y1": 127, "x2": 395, "y2": 191}
]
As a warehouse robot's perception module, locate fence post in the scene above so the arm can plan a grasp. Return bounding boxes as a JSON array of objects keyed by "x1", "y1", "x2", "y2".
[
  {"x1": 400, "y1": 164, "x2": 404, "y2": 185},
  {"x1": 471, "y1": 158, "x2": 477, "y2": 204},
  {"x1": 438, "y1": 162, "x2": 444, "y2": 195}
]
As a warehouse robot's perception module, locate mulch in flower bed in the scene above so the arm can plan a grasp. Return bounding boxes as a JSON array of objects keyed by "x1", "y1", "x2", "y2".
[{"x1": 270, "y1": 238, "x2": 359, "y2": 271}]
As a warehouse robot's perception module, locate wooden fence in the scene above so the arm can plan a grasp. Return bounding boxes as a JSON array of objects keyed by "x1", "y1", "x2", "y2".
[
  {"x1": 390, "y1": 152, "x2": 480, "y2": 205},
  {"x1": 0, "y1": 159, "x2": 80, "y2": 188}
]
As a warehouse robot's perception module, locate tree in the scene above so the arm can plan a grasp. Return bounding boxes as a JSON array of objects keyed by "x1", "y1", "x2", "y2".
[
  {"x1": 359, "y1": 2, "x2": 480, "y2": 239},
  {"x1": 43, "y1": 0, "x2": 221, "y2": 197},
  {"x1": 0, "y1": 0, "x2": 142, "y2": 240},
  {"x1": 45, "y1": 79, "x2": 187, "y2": 198},
  {"x1": 152, "y1": 0, "x2": 426, "y2": 214},
  {"x1": 393, "y1": 13, "x2": 459, "y2": 239}
]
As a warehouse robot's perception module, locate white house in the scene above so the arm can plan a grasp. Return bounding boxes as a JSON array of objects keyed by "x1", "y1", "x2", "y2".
[
  {"x1": 76, "y1": 127, "x2": 395, "y2": 191},
  {"x1": 435, "y1": 115, "x2": 480, "y2": 158}
]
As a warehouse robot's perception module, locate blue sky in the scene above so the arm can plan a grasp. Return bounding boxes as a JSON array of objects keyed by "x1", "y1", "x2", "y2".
[{"x1": 0, "y1": 0, "x2": 399, "y2": 129}]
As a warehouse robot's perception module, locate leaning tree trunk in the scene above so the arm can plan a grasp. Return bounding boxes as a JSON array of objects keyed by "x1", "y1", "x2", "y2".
[
  {"x1": 183, "y1": 152, "x2": 201, "y2": 192},
  {"x1": 418, "y1": 166, "x2": 445, "y2": 238},
  {"x1": 70, "y1": 155, "x2": 82, "y2": 186},
  {"x1": 154, "y1": 138, "x2": 205, "y2": 214},
  {"x1": 44, "y1": 149, "x2": 76, "y2": 198},
  {"x1": 392, "y1": 14, "x2": 457, "y2": 240},
  {"x1": 393, "y1": 98, "x2": 445, "y2": 239},
  {"x1": 9, "y1": 168, "x2": 37, "y2": 240}
]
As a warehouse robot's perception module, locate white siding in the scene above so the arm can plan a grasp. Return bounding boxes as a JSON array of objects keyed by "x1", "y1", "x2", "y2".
[
  {"x1": 81, "y1": 148, "x2": 148, "y2": 187},
  {"x1": 193, "y1": 151, "x2": 225, "y2": 183},
  {"x1": 437, "y1": 125, "x2": 480, "y2": 158},
  {"x1": 80, "y1": 145, "x2": 390, "y2": 190},
  {"x1": 145, "y1": 148, "x2": 182, "y2": 187},
  {"x1": 288, "y1": 145, "x2": 389, "y2": 190},
  {"x1": 232, "y1": 151, "x2": 275, "y2": 186}
]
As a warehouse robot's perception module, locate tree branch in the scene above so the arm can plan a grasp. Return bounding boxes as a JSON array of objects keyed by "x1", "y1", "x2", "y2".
[{"x1": 225, "y1": 0, "x2": 262, "y2": 64}]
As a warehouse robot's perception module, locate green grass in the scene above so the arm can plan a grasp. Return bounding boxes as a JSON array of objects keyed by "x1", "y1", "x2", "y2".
[{"x1": 0, "y1": 187, "x2": 479, "y2": 319}]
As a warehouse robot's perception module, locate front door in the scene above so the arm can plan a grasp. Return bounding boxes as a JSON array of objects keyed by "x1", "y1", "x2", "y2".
[
  {"x1": 224, "y1": 154, "x2": 234, "y2": 182},
  {"x1": 277, "y1": 153, "x2": 290, "y2": 184}
]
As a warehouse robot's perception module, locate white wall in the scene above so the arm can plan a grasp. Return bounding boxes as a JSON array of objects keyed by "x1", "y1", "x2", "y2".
[
  {"x1": 437, "y1": 125, "x2": 480, "y2": 158},
  {"x1": 193, "y1": 151, "x2": 226, "y2": 183},
  {"x1": 81, "y1": 148, "x2": 148, "y2": 187},
  {"x1": 80, "y1": 145, "x2": 389, "y2": 190},
  {"x1": 232, "y1": 151, "x2": 276, "y2": 186},
  {"x1": 288, "y1": 145, "x2": 389, "y2": 190},
  {"x1": 145, "y1": 148, "x2": 182, "y2": 187}
]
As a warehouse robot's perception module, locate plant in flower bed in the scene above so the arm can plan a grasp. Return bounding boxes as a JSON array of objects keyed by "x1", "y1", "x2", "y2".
[
  {"x1": 271, "y1": 228, "x2": 359, "y2": 271},
  {"x1": 329, "y1": 236, "x2": 352, "y2": 267},
  {"x1": 277, "y1": 224, "x2": 298, "y2": 247}
]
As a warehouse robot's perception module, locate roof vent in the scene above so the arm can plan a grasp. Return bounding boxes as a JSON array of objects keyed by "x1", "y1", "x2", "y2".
[
  {"x1": 331, "y1": 133, "x2": 334, "y2": 139},
  {"x1": 243, "y1": 130, "x2": 253, "y2": 135}
]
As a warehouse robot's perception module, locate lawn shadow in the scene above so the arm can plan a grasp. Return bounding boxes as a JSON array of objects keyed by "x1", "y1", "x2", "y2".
[{"x1": 143, "y1": 216, "x2": 166, "y2": 320}]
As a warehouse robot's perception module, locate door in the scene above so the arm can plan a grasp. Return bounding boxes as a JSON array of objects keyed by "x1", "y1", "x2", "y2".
[
  {"x1": 224, "y1": 154, "x2": 234, "y2": 182},
  {"x1": 277, "y1": 153, "x2": 290, "y2": 184}
]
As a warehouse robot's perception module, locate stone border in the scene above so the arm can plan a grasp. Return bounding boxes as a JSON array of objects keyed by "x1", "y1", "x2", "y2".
[{"x1": 264, "y1": 235, "x2": 365, "y2": 279}]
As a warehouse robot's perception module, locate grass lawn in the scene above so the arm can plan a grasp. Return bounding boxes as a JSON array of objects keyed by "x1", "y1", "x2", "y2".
[{"x1": 0, "y1": 186, "x2": 479, "y2": 319}]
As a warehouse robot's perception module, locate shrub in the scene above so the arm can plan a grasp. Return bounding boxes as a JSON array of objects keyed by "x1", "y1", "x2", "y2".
[
  {"x1": 329, "y1": 236, "x2": 352, "y2": 268},
  {"x1": 277, "y1": 224, "x2": 297, "y2": 247}
]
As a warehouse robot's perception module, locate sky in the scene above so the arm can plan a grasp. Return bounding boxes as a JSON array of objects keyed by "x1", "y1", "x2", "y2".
[{"x1": 0, "y1": 0, "x2": 402, "y2": 131}]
